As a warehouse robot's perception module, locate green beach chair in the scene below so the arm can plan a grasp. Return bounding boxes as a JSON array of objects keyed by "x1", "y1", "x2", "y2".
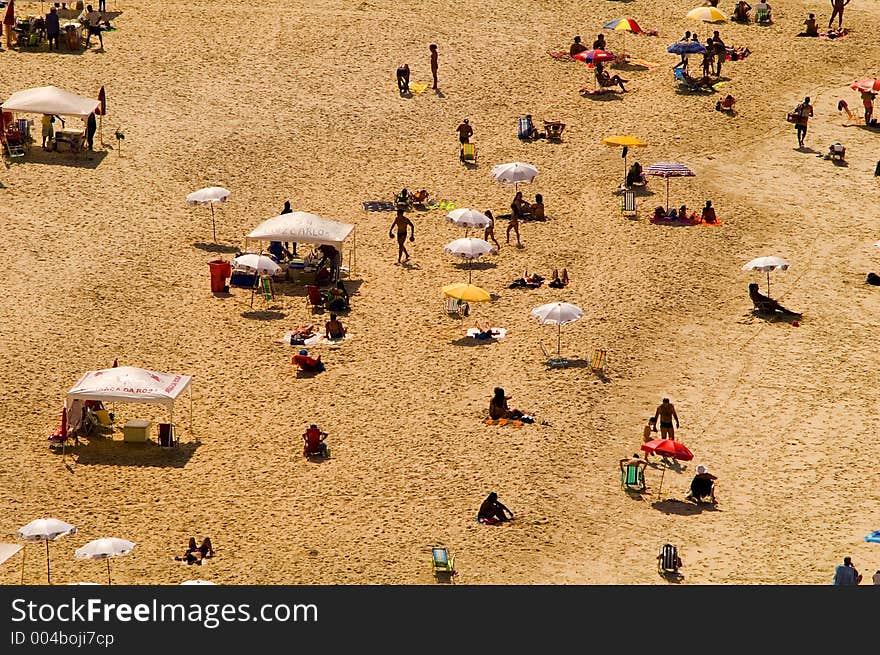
[
  {"x1": 431, "y1": 547, "x2": 455, "y2": 578},
  {"x1": 621, "y1": 464, "x2": 645, "y2": 491}
]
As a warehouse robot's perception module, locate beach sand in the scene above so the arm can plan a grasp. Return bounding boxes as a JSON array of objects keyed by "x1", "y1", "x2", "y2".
[{"x1": 1, "y1": 0, "x2": 880, "y2": 584}]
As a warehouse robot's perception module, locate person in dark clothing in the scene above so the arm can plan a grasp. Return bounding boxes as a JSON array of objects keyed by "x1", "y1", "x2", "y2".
[
  {"x1": 749, "y1": 283, "x2": 801, "y2": 318},
  {"x1": 396, "y1": 64, "x2": 410, "y2": 94},
  {"x1": 86, "y1": 112, "x2": 97, "y2": 151},
  {"x1": 478, "y1": 492, "x2": 514, "y2": 524},
  {"x1": 280, "y1": 200, "x2": 296, "y2": 256},
  {"x1": 45, "y1": 8, "x2": 60, "y2": 50}
]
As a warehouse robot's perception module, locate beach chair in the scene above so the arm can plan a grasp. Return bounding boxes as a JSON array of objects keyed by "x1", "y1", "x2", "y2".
[
  {"x1": 431, "y1": 547, "x2": 455, "y2": 579},
  {"x1": 445, "y1": 296, "x2": 469, "y2": 317},
  {"x1": 621, "y1": 464, "x2": 646, "y2": 491},
  {"x1": 621, "y1": 190, "x2": 637, "y2": 219},
  {"x1": 754, "y1": 5, "x2": 771, "y2": 24},
  {"x1": 518, "y1": 116, "x2": 537, "y2": 140},
  {"x1": 460, "y1": 142, "x2": 476, "y2": 164},
  {"x1": 544, "y1": 121, "x2": 566, "y2": 141},
  {"x1": 658, "y1": 543, "x2": 682, "y2": 574},
  {"x1": 674, "y1": 68, "x2": 712, "y2": 93},
  {"x1": 540, "y1": 342, "x2": 569, "y2": 368},
  {"x1": 590, "y1": 349, "x2": 607, "y2": 375},
  {"x1": 305, "y1": 284, "x2": 325, "y2": 310}
]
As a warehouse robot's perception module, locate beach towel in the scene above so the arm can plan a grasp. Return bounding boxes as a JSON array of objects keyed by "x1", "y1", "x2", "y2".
[
  {"x1": 409, "y1": 81, "x2": 428, "y2": 94},
  {"x1": 484, "y1": 418, "x2": 526, "y2": 426},
  {"x1": 818, "y1": 30, "x2": 849, "y2": 40},
  {"x1": 465, "y1": 327, "x2": 507, "y2": 341},
  {"x1": 621, "y1": 56, "x2": 660, "y2": 68},
  {"x1": 363, "y1": 201, "x2": 396, "y2": 212},
  {"x1": 424, "y1": 199, "x2": 456, "y2": 211},
  {"x1": 547, "y1": 50, "x2": 573, "y2": 61},
  {"x1": 278, "y1": 332, "x2": 352, "y2": 347}
]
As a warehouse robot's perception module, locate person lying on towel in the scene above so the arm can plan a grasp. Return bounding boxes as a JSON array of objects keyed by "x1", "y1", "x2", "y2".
[
  {"x1": 472, "y1": 323, "x2": 502, "y2": 340},
  {"x1": 292, "y1": 349, "x2": 326, "y2": 373}
]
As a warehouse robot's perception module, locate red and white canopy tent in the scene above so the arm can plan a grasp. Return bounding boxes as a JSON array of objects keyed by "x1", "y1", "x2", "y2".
[{"x1": 64, "y1": 366, "x2": 193, "y2": 437}]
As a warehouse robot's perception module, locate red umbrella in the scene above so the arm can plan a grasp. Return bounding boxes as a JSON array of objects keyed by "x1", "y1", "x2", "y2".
[
  {"x1": 2, "y1": 0, "x2": 14, "y2": 27},
  {"x1": 641, "y1": 438, "x2": 694, "y2": 497},
  {"x1": 851, "y1": 78, "x2": 880, "y2": 93},
  {"x1": 573, "y1": 49, "x2": 617, "y2": 67}
]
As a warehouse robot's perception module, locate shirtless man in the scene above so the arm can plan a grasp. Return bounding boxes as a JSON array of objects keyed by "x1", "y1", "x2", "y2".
[
  {"x1": 429, "y1": 44, "x2": 439, "y2": 90},
  {"x1": 653, "y1": 398, "x2": 680, "y2": 440},
  {"x1": 828, "y1": 0, "x2": 850, "y2": 30},
  {"x1": 389, "y1": 209, "x2": 415, "y2": 263},
  {"x1": 456, "y1": 119, "x2": 473, "y2": 144}
]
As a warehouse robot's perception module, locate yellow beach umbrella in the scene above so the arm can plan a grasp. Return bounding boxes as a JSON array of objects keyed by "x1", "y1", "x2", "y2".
[
  {"x1": 686, "y1": 7, "x2": 726, "y2": 22},
  {"x1": 601, "y1": 135, "x2": 648, "y2": 186},
  {"x1": 441, "y1": 283, "x2": 491, "y2": 303}
]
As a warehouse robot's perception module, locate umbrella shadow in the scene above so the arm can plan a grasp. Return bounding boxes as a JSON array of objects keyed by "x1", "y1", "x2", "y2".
[
  {"x1": 193, "y1": 242, "x2": 239, "y2": 254},
  {"x1": 71, "y1": 440, "x2": 201, "y2": 468},
  {"x1": 651, "y1": 497, "x2": 712, "y2": 515}
]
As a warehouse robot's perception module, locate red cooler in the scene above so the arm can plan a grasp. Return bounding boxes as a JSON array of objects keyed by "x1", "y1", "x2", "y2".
[{"x1": 209, "y1": 259, "x2": 231, "y2": 292}]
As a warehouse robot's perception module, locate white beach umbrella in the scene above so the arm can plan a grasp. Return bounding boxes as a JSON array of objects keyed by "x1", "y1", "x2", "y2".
[
  {"x1": 444, "y1": 237, "x2": 496, "y2": 284},
  {"x1": 530, "y1": 302, "x2": 584, "y2": 357},
  {"x1": 231, "y1": 253, "x2": 281, "y2": 275},
  {"x1": 742, "y1": 256, "x2": 790, "y2": 295},
  {"x1": 490, "y1": 162, "x2": 539, "y2": 191},
  {"x1": 18, "y1": 518, "x2": 77, "y2": 584},
  {"x1": 180, "y1": 580, "x2": 217, "y2": 585},
  {"x1": 75, "y1": 538, "x2": 135, "y2": 585},
  {"x1": 446, "y1": 208, "x2": 490, "y2": 232},
  {"x1": 186, "y1": 186, "x2": 231, "y2": 242}
]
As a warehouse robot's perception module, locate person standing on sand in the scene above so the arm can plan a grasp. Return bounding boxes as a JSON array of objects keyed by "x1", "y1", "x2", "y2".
[
  {"x1": 653, "y1": 398, "x2": 679, "y2": 440},
  {"x1": 456, "y1": 119, "x2": 473, "y2": 144},
  {"x1": 429, "y1": 44, "x2": 439, "y2": 90},
  {"x1": 396, "y1": 63, "x2": 410, "y2": 94},
  {"x1": 861, "y1": 90, "x2": 876, "y2": 125},
  {"x1": 643, "y1": 417, "x2": 658, "y2": 457},
  {"x1": 280, "y1": 200, "x2": 296, "y2": 256},
  {"x1": 828, "y1": 0, "x2": 850, "y2": 31},
  {"x1": 793, "y1": 96, "x2": 813, "y2": 148},
  {"x1": 483, "y1": 209, "x2": 500, "y2": 250},
  {"x1": 389, "y1": 208, "x2": 415, "y2": 264},
  {"x1": 712, "y1": 30, "x2": 726, "y2": 76}
]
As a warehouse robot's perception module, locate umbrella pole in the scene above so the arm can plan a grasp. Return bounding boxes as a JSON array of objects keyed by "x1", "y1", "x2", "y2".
[
  {"x1": 468, "y1": 262, "x2": 472, "y2": 285},
  {"x1": 666, "y1": 178, "x2": 670, "y2": 212},
  {"x1": 107, "y1": 559, "x2": 112, "y2": 585},
  {"x1": 767, "y1": 270, "x2": 771, "y2": 296},
  {"x1": 656, "y1": 464, "x2": 667, "y2": 500},
  {"x1": 210, "y1": 204, "x2": 217, "y2": 243},
  {"x1": 557, "y1": 324, "x2": 561, "y2": 356},
  {"x1": 46, "y1": 539, "x2": 50, "y2": 585}
]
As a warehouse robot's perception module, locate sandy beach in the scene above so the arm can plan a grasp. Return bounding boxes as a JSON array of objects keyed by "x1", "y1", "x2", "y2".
[{"x1": 2, "y1": 0, "x2": 880, "y2": 585}]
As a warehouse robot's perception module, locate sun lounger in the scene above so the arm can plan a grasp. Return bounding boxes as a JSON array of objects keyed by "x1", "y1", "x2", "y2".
[{"x1": 362, "y1": 201, "x2": 396, "y2": 212}]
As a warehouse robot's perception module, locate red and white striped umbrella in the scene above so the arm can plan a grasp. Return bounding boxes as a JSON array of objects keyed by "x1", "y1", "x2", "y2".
[
  {"x1": 851, "y1": 78, "x2": 880, "y2": 93},
  {"x1": 644, "y1": 162, "x2": 695, "y2": 210}
]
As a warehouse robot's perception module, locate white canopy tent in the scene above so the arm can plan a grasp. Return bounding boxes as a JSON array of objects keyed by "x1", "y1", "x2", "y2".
[
  {"x1": 246, "y1": 212, "x2": 356, "y2": 276},
  {"x1": 1, "y1": 86, "x2": 100, "y2": 117},
  {"x1": 65, "y1": 366, "x2": 193, "y2": 435}
]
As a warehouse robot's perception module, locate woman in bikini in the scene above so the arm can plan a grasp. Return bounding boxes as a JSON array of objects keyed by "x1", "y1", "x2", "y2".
[{"x1": 483, "y1": 209, "x2": 500, "y2": 249}]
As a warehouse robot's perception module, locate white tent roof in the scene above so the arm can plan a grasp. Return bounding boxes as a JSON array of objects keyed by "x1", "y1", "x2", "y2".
[
  {"x1": 247, "y1": 212, "x2": 355, "y2": 249},
  {"x1": 1, "y1": 86, "x2": 100, "y2": 117},
  {"x1": 65, "y1": 366, "x2": 192, "y2": 410}
]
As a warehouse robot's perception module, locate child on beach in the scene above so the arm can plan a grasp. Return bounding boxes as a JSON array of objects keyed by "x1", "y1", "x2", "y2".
[{"x1": 643, "y1": 417, "x2": 658, "y2": 456}]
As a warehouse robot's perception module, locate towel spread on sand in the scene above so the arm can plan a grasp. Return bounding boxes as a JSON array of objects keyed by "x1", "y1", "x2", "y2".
[
  {"x1": 277, "y1": 332, "x2": 352, "y2": 347},
  {"x1": 485, "y1": 415, "x2": 535, "y2": 426},
  {"x1": 465, "y1": 327, "x2": 507, "y2": 341},
  {"x1": 818, "y1": 30, "x2": 849, "y2": 40},
  {"x1": 424, "y1": 199, "x2": 456, "y2": 210},
  {"x1": 409, "y1": 81, "x2": 428, "y2": 94},
  {"x1": 650, "y1": 215, "x2": 722, "y2": 226},
  {"x1": 363, "y1": 201, "x2": 396, "y2": 212},
  {"x1": 547, "y1": 51, "x2": 573, "y2": 61}
]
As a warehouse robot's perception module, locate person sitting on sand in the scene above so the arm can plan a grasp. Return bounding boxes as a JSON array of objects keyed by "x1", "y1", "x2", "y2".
[
  {"x1": 529, "y1": 194, "x2": 546, "y2": 221},
  {"x1": 652, "y1": 206, "x2": 668, "y2": 221},
  {"x1": 198, "y1": 537, "x2": 214, "y2": 559},
  {"x1": 681, "y1": 69, "x2": 713, "y2": 89},
  {"x1": 489, "y1": 387, "x2": 534, "y2": 423},
  {"x1": 325, "y1": 313, "x2": 345, "y2": 340},
  {"x1": 509, "y1": 271, "x2": 544, "y2": 288},
  {"x1": 595, "y1": 62, "x2": 627, "y2": 92},
  {"x1": 477, "y1": 491, "x2": 514, "y2": 524},
  {"x1": 700, "y1": 200, "x2": 718, "y2": 223},
  {"x1": 303, "y1": 423, "x2": 328, "y2": 457},
  {"x1": 798, "y1": 13, "x2": 819, "y2": 36},
  {"x1": 749, "y1": 283, "x2": 801, "y2": 318},
  {"x1": 569, "y1": 35, "x2": 588, "y2": 57},
  {"x1": 686, "y1": 464, "x2": 718, "y2": 504},
  {"x1": 626, "y1": 162, "x2": 646, "y2": 187},
  {"x1": 292, "y1": 349, "x2": 326, "y2": 373},
  {"x1": 289, "y1": 325, "x2": 315, "y2": 345},
  {"x1": 732, "y1": 1, "x2": 751, "y2": 23},
  {"x1": 643, "y1": 416, "x2": 658, "y2": 456},
  {"x1": 325, "y1": 285, "x2": 349, "y2": 312},
  {"x1": 619, "y1": 453, "x2": 648, "y2": 479},
  {"x1": 716, "y1": 94, "x2": 736, "y2": 112},
  {"x1": 548, "y1": 268, "x2": 570, "y2": 288}
]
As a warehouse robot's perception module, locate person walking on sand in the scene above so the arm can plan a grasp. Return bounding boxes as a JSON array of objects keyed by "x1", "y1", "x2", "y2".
[
  {"x1": 653, "y1": 398, "x2": 679, "y2": 440},
  {"x1": 828, "y1": 0, "x2": 850, "y2": 30},
  {"x1": 84, "y1": 5, "x2": 104, "y2": 49},
  {"x1": 793, "y1": 96, "x2": 813, "y2": 148},
  {"x1": 396, "y1": 63, "x2": 410, "y2": 94},
  {"x1": 483, "y1": 209, "x2": 500, "y2": 250},
  {"x1": 389, "y1": 208, "x2": 415, "y2": 264},
  {"x1": 429, "y1": 44, "x2": 439, "y2": 90},
  {"x1": 456, "y1": 119, "x2": 473, "y2": 144}
]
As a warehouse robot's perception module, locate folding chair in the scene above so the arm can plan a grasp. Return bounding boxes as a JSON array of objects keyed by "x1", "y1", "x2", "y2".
[
  {"x1": 259, "y1": 274, "x2": 275, "y2": 301},
  {"x1": 754, "y1": 5, "x2": 771, "y2": 24},
  {"x1": 590, "y1": 349, "x2": 607, "y2": 375},
  {"x1": 445, "y1": 296, "x2": 469, "y2": 317},
  {"x1": 658, "y1": 543, "x2": 682, "y2": 574},
  {"x1": 460, "y1": 142, "x2": 476, "y2": 164},
  {"x1": 305, "y1": 284, "x2": 325, "y2": 310},
  {"x1": 621, "y1": 464, "x2": 646, "y2": 491},
  {"x1": 540, "y1": 342, "x2": 569, "y2": 368},
  {"x1": 621, "y1": 190, "x2": 637, "y2": 219},
  {"x1": 431, "y1": 547, "x2": 455, "y2": 579}
]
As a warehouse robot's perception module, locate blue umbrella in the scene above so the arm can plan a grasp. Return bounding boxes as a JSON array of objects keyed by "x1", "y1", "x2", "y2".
[
  {"x1": 865, "y1": 530, "x2": 880, "y2": 544},
  {"x1": 667, "y1": 41, "x2": 707, "y2": 55}
]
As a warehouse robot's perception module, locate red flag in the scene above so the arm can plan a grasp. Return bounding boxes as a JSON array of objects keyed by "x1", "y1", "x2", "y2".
[
  {"x1": 97, "y1": 86, "x2": 106, "y2": 116},
  {"x1": 2, "y1": 0, "x2": 15, "y2": 27}
]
